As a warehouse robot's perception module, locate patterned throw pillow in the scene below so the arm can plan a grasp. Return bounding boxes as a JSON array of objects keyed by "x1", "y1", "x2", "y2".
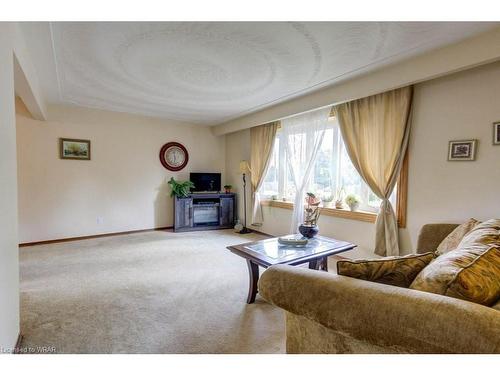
[
  {"x1": 410, "y1": 219, "x2": 500, "y2": 306},
  {"x1": 436, "y1": 218, "x2": 481, "y2": 255},
  {"x1": 457, "y1": 219, "x2": 500, "y2": 249},
  {"x1": 337, "y1": 252, "x2": 436, "y2": 288}
]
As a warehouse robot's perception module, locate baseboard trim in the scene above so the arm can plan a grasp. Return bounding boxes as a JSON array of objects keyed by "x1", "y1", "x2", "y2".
[
  {"x1": 19, "y1": 226, "x2": 173, "y2": 247},
  {"x1": 13, "y1": 333, "x2": 23, "y2": 354}
]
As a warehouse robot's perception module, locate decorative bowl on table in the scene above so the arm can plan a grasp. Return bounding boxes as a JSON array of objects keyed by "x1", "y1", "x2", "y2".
[{"x1": 298, "y1": 224, "x2": 319, "y2": 238}]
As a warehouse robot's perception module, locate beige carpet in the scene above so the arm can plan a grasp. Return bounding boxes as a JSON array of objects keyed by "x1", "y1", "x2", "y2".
[{"x1": 19, "y1": 229, "x2": 286, "y2": 353}]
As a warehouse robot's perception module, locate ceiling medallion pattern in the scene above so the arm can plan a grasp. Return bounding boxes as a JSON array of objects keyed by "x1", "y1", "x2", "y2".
[{"x1": 51, "y1": 22, "x2": 496, "y2": 125}]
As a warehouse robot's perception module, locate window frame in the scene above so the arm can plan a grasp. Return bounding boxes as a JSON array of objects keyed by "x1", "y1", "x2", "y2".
[{"x1": 259, "y1": 122, "x2": 409, "y2": 228}]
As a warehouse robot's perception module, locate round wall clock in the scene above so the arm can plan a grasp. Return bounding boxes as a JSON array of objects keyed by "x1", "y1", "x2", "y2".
[{"x1": 159, "y1": 142, "x2": 189, "y2": 171}]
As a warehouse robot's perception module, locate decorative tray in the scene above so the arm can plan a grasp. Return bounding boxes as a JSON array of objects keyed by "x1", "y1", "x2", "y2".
[{"x1": 277, "y1": 237, "x2": 309, "y2": 246}]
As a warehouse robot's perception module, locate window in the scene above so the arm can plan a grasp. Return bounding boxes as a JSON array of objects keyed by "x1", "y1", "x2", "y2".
[{"x1": 261, "y1": 117, "x2": 396, "y2": 213}]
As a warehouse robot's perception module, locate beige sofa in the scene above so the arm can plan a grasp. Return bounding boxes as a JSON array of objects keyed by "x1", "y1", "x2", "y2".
[{"x1": 259, "y1": 224, "x2": 500, "y2": 354}]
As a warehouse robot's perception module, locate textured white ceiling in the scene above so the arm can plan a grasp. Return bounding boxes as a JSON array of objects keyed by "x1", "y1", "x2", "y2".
[{"x1": 26, "y1": 22, "x2": 498, "y2": 125}]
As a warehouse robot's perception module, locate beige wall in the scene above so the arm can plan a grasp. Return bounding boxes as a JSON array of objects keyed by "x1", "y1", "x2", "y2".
[
  {"x1": 0, "y1": 24, "x2": 20, "y2": 352},
  {"x1": 16, "y1": 103, "x2": 226, "y2": 243},
  {"x1": 225, "y1": 61, "x2": 500, "y2": 255},
  {"x1": 0, "y1": 22, "x2": 45, "y2": 352},
  {"x1": 403, "y1": 60, "x2": 500, "y2": 250}
]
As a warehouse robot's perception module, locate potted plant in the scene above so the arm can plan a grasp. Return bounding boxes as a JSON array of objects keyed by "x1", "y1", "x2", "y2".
[
  {"x1": 334, "y1": 187, "x2": 345, "y2": 209},
  {"x1": 223, "y1": 184, "x2": 232, "y2": 194},
  {"x1": 168, "y1": 177, "x2": 195, "y2": 198},
  {"x1": 322, "y1": 194, "x2": 334, "y2": 208},
  {"x1": 345, "y1": 194, "x2": 361, "y2": 212},
  {"x1": 299, "y1": 193, "x2": 321, "y2": 238}
]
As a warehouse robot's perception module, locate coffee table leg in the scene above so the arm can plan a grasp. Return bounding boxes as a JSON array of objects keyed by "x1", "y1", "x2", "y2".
[
  {"x1": 246, "y1": 260, "x2": 259, "y2": 304},
  {"x1": 309, "y1": 257, "x2": 328, "y2": 271},
  {"x1": 308, "y1": 259, "x2": 319, "y2": 270},
  {"x1": 320, "y1": 256, "x2": 329, "y2": 272}
]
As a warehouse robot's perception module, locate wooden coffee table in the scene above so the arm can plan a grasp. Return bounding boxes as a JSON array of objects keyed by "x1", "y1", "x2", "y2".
[{"x1": 227, "y1": 235, "x2": 356, "y2": 303}]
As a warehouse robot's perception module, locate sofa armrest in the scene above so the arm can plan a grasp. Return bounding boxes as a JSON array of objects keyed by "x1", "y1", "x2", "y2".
[
  {"x1": 259, "y1": 265, "x2": 500, "y2": 353},
  {"x1": 416, "y1": 223, "x2": 459, "y2": 253}
]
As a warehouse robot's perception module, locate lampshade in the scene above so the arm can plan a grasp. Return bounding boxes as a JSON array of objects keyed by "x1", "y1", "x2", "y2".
[{"x1": 239, "y1": 160, "x2": 250, "y2": 174}]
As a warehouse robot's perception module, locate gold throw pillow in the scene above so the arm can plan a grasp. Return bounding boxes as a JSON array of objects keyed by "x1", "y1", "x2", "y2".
[
  {"x1": 337, "y1": 252, "x2": 435, "y2": 288},
  {"x1": 457, "y1": 219, "x2": 500, "y2": 248},
  {"x1": 436, "y1": 218, "x2": 480, "y2": 255},
  {"x1": 411, "y1": 219, "x2": 500, "y2": 306}
]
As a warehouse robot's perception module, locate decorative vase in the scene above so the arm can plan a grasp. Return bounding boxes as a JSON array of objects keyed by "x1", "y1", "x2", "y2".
[
  {"x1": 298, "y1": 224, "x2": 319, "y2": 238},
  {"x1": 306, "y1": 196, "x2": 320, "y2": 206},
  {"x1": 225, "y1": 189, "x2": 231, "y2": 194},
  {"x1": 348, "y1": 202, "x2": 359, "y2": 212},
  {"x1": 335, "y1": 200, "x2": 344, "y2": 209}
]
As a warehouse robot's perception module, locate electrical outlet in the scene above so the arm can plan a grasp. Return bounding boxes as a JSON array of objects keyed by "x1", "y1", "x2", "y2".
[{"x1": 97, "y1": 216, "x2": 104, "y2": 225}]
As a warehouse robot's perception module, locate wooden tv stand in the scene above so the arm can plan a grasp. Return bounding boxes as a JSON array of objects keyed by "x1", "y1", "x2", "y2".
[{"x1": 173, "y1": 193, "x2": 235, "y2": 232}]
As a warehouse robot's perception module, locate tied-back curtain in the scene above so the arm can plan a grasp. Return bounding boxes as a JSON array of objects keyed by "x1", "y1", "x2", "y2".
[
  {"x1": 332, "y1": 86, "x2": 413, "y2": 256},
  {"x1": 282, "y1": 108, "x2": 331, "y2": 233},
  {"x1": 250, "y1": 121, "x2": 279, "y2": 225}
]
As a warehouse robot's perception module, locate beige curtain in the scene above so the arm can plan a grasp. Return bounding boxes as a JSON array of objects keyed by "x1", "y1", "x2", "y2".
[
  {"x1": 249, "y1": 121, "x2": 279, "y2": 226},
  {"x1": 332, "y1": 86, "x2": 413, "y2": 256}
]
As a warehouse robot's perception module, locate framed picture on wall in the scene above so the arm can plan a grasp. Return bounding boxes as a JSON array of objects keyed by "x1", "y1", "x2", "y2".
[
  {"x1": 448, "y1": 140, "x2": 477, "y2": 161},
  {"x1": 60, "y1": 138, "x2": 91, "y2": 160},
  {"x1": 493, "y1": 122, "x2": 500, "y2": 145}
]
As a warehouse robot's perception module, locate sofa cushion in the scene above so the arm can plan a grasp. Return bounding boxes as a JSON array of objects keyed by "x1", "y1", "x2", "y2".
[
  {"x1": 337, "y1": 252, "x2": 435, "y2": 288},
  {"x1": 436, "y1": 218, "x2": 480, "y2": 255},
  {"x1": 457, "y1": 219, "x2": 500, "y2": 248},
  {"x1": 410, "y1": 219, "x2": 500, "y2": 306}
]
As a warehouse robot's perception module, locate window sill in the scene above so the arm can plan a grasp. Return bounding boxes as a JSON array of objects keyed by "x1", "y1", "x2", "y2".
[{"x1": 260, "y1": 200, "x2": 377, "y2": 223}]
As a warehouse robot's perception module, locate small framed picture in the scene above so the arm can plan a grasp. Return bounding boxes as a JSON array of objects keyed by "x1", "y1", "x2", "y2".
[
  {"x1": 448, "y1": 140, "x2": 477, "y2": 161},
  {"x1": 493, "y1": 122, "x2": 500, "y2": 145},
  {"x1": 60, "y1": 138, "x2": 91, "y2": 160}
]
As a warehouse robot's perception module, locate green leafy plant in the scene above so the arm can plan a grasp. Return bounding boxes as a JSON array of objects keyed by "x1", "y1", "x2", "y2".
[
  {"x1": 168, "y1": 177, "x2": 195, "y2": 198},
  {"x1": 223, "y1": 184, "x2": 232, "y2": 189},
  {"x1": 345, "y1": 194, "x2": 360, "y2": 206}
]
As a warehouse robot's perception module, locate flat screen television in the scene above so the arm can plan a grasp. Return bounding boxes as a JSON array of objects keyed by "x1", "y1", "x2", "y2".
[{"x1": 190, "y1": 173, "x2": 221, "y2": 192}]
